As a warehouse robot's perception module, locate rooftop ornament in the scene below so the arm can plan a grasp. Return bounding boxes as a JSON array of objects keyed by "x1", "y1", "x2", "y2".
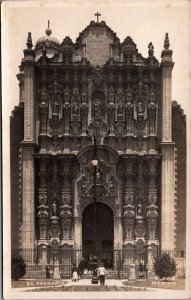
[
  {"x1": 94, "y1": 12, "x2": 101, "y2": 23},
  {"x1": 164, "y1": 33, "x2": 170, "y2": 49},
  {"x1": 45, "y1": 20, "x2": 52, "y2": 36}
]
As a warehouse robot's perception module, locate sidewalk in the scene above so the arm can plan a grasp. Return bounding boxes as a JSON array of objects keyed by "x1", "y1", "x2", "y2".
[
  {"x1": 65, "y1": 278, "x2": 125, "y2": 286},
  {"x1": 11, "y1": 278, "x2": 182, "y2": 293}
]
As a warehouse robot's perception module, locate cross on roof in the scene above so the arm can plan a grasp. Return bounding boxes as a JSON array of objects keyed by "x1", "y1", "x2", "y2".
[{"x1": 95, "y1": 12, "x2": 101, "y2": 23}]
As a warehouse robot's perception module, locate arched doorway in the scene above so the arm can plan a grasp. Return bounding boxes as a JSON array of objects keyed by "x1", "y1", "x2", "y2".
[{"x1": 82, "y1": 202, "x2": 114, "y2": 267}]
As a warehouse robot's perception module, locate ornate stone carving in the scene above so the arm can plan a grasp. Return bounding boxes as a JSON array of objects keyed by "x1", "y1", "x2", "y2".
[
  {"x1": 147, "y1": 159, "x2": 158, "y2": 239},
  {"x1": 147, "y1": 206, "x2": 158, "y2": 238},
  {"x1": 77, "y1": 171, "x2": 117, "y2": 212},
  {"x1": 115, "y1": 87, "x2": 125, "y2": 121},
  {"x1": 124, "y1": 159, "x2": 135, "y2": 240},
  {"x1": 108, "y1": 86, "x2": 115, "y2": 105},
  {"x1": 87, "y1": 116, "x2": 109, "y2": 140},
  {"x1": 71, "y1": 87, "x2": 81, "y2": 121},
  {"x1": 39, "y1": 88, "x2": 48, "y2": 134},
  {"x1": 135, "y1": 239, "x2": 145, "y2": 254},
  {"x1": 125, "y1": 86, "x2": 133, "y2": 133},
  {"x1": 37, "y1": 158, "x2": 49, "y2": 240},
  {"x1": 38, "y1": 215, "x2": 49, "y2": 240},
  {"x1": 49, "y1": 218, "x2": 61, "y2": 241},
  {"x1": 122, "y1": 36, "x2": 137, "y2": 62},
  {"x1": 137, "y1": 200, "x2": 143, "y2": 216},
  {"x1": 115, "y1": 119, "x2": 126, "y2": 135},
  {"x1": 59, "y1": 161, "x2": 73, "y2": 240},
  {"x1": 51, "y1": 200, "x2": 59, "y2": 217},
  {"x1": 49, "y1": 81, "x2": 62, "y2": 117},
  {"x1": 134, "y1": 223, "x2": 146, "y2": 238},
  {"x1": 92, "y1": 68, "x2": 104, "y2": 86},
  {"x1": 63, "y1": 86, "x2": 71, "y2": 106},
  {"x1": 124, "y1": 213, "x2": 135, "y2": 240},
  {"x1": 70, "y1": 120, "x2": 81, "y2": 136},
  {"x1": 148, "y1": 96, "x2": 157, "y2": 134},
  {"x1": 134, "y1": 81, "x2": 147, "y2": 133},
  {"x1": 92, "y1": 98, "x2": 102, "y2": 116}
]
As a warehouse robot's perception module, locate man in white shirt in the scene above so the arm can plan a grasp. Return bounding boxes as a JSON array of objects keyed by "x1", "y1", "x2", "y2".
[{"x1": 97, "y1": 263, "x2": 106, "y2": 286}]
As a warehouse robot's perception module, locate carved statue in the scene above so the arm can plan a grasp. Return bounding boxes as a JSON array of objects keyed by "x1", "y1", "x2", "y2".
[
  {"x1": 39, "y1": 101, "x2": 48, "y2": 133},
  {"x1": 96, "y1": 169, "x2": 102, "y2": 184},
  {"x1": 52, "y1": 101, "x2": 60, "y2": 116},
  {"x1": 148, "y1": 102, "x2": 157, "y2": 133},
  {"x1": 52, "y1": 200, "x2": 58, "y2": 217},
  {"x1": 94, "y1": 98, "x2": 102, "y2": 116},
  {"x1": 137, "y1": 102, "x2": 144, "y2": 114},
  {"x1": 137, "y1": 200, "x2": 143, "y2": 216},
  {"x1": 117, "y1": 99, "x2": 123, "y2": 115}
]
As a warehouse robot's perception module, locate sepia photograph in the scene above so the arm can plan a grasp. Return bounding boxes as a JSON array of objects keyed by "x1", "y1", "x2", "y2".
[{"x1": 2, "y1": 0, "x2": 191, "y2": 299}]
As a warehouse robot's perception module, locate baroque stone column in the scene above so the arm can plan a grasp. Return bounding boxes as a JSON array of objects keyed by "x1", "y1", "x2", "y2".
[
  {"x1": 123, "y1": 159, "x2": 135, "y2": 243},
  {"x1": 37, "y1": 157, "x2": 49, "y2": 241},
  {"x1": 60, "y1": 160, "x2": 72, "y2": 242},
  {"x1": 147, "y1": 158, "x2": 158, "y2": 242}
]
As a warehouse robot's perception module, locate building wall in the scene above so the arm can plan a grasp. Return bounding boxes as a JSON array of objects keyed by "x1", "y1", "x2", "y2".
[
  {"x1": 172, "y1": 101, "x2": 186, "y2": 251},
  {"x1": 10, "y1": 103, "x2": 24, "y2": 249}
]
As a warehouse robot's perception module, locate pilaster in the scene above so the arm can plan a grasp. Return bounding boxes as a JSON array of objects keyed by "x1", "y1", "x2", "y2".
[
  {"x1": 21, "y1": 142, "x2": 36, "y2": 249},
  {"x1": 22, "y1": 33, "x2": 36, "y2": 142},
  {"x1": 160, "y1": 34, "x2": 175, "y2": 250},
  {"x1": 161, "y1": 143, "x2": 176, "y2": 249}
]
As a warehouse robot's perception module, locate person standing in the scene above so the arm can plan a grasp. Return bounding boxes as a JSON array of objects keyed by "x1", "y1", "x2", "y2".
[
  {"x1": 71, "y1": 264, "x2": 79, "y2": 282},
  {"x1": 97, "y1": 263, "x2": 106, "y2": 286},
  {"x1": 78, "y1": 258, "x2": 85, "y2": 278}
]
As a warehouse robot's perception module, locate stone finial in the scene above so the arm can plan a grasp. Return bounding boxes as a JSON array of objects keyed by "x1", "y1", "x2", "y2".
[
  {"x1": 45, "y1": 20, "x2": 52, "y2": 36},
  {"x1": 148, "y1": 42, "x2": 154, "y2": 56},
  {"x1": 26, "y1": 32, "x2": 33, "y2": 49},
  {"x1": 164, "y1": 33, "x2": 170, "y2": 49}
]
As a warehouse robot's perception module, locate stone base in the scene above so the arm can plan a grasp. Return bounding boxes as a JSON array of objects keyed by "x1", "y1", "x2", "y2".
[
  {"x1": 24, "y1": 270, "x2": 46, "y2": 279},
  {"x1": 53, "y1": 264, "x2": 61, "y2": 280},
  {"x1": 147, "y1": 270, "x2": 155, "y2": 280},
  {"x1": 128, "y1": 264, "x2": 136, "y2": 281}
]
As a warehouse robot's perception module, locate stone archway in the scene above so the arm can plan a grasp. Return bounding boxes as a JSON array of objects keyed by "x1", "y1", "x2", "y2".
[{"x1": 82, "y1": 202, "x2": 114, "y2": 252}]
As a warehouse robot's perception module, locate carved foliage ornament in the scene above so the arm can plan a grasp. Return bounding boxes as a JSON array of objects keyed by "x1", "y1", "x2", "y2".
[
  {"x1": 92, "y1": 69, "x2": 104, "y2": 86},
  {"x1": 135, "y1": 239, "x2": 145, "y2": 254}
]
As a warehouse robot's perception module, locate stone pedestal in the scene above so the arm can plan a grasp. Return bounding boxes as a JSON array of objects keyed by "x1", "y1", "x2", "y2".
[
  {"x1": 42, "y1": 246, "x2": 47, "y2": 271},
  {"x1": 129, "y1": 264, "x2": 136, "y2": 281},
  {"x1": 53, "y1": 263, "x2": 61, "y2": 280},
  {"x1": 147, "y1": 246, "x2": 154, "y2": 279}
]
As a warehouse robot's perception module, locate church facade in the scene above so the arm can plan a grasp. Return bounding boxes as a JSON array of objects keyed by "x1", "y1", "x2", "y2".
[{"x1": 11, "y1": 17, "x2": 186, "y2": 275}]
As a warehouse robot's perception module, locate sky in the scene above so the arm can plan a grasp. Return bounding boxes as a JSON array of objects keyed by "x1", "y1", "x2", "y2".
[{"x1": 2, "y1": 0, "x2": 191, "y2": 118}]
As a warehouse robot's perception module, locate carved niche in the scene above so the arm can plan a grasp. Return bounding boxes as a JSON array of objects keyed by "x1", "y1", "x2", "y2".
[
  {"x1": 39, "y1": 88, "x2": 48, "y2": 134},
  {"x1": 148, "y1": 86, "x2": 157, "y2": 134},
  {"x1": 48, "y1": 80, "x2": 62, "y2": 132},
  {"x1": 134, "y1": 80, "x2": 148, "y2": 134}
]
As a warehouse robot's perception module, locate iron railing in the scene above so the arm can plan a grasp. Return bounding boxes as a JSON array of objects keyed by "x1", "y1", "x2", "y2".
[{"x1": 11, "y1": 248, "x2": 186, "y2": 279}]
